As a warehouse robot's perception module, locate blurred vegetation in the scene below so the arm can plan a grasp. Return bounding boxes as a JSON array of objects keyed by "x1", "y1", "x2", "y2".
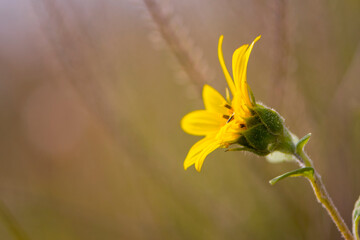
[{"x1": 0, "y1": 0, "x2": 359, "y2": 239}]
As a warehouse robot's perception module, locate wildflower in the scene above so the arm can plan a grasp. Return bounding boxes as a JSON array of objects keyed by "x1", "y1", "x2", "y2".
[{"x1": 181, "y1": 35, "x2": 294, "y2": 172}]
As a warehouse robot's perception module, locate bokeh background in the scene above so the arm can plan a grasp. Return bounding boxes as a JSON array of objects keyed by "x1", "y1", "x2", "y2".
[{"x1": 0, "y1": 0, "x2": 360, "y2": 239}]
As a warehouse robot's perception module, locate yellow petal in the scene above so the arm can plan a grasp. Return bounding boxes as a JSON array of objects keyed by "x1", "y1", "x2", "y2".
[
  {"x1": 232, "y1": 44, "x2": 248, "y2": 90},
  {"x1": 183, "y1": 135, "x2": 217, "y2": 170},
  {"x1": 233, "y1": 35, "x2": 261, "y2": 107},
  {"x1": 195, "y1": 141, "x2": 221, "y2": 172},
  {"x1": 181, "y1": 110, "x2": 224, "y2": 136},
  {"x1": 216, "y1": 121, "x2": 242, "y2": 143},
  {"x1": 242, "y1": 36, "x2": 261, "y2": 106},
  {"x1": 232, "y1": 93, "x2": 251, "y2": 118},
  {"x1": 203, "y1": 84, "x2": 228, "y2": 115},
  {"x1": 218, "y1": 35, "x2": 236, "y2": 96}
]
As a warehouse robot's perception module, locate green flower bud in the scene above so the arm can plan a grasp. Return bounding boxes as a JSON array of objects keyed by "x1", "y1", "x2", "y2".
[{"x1": 236, "y1": 104, "x2": 295, "y2": 157}]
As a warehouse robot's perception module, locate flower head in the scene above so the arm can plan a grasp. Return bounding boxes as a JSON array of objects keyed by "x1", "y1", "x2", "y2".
[
  {"x1": 181, "y1": 35, "x2": 296, "y2": 172},
  {"x1": 181, "y1": 35, "x2": 260, "y2": 172}
]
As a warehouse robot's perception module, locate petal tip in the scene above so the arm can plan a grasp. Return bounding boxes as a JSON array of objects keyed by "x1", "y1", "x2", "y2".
[
  {"x1": 202, "y1": 84, "x2": 211, "y2": 100},
  {"x1": 203, "y1": 84, "x2": 211, "y2": 91},
  {"x1": 218, "y1": 35, "x2": 224, "y2": 47},
  {"x1": 254, "y1": 35, "x2": 261, "y2": 43},
  {"x1": 180, "y1": 116, "x2": 186, "y2": 130},
  {"x1": 184, "y1": 160, "x2": 195, "y2": 171}
]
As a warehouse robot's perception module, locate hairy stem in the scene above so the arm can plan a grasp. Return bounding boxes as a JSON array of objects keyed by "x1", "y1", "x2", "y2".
[
  {"x1": 295, "y1": 152, "x2": 354, "y2": 240},
  {"x1": 354, "y1": 217, "x2": 359, "y2": 240}
]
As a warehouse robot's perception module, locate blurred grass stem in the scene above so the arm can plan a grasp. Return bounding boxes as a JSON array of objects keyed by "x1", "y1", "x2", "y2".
[
  {"x1": 272, "y1": 0, "x2": 289, "y2": 109},
  {"x1": 295, "y1": 151, "x2": 354, "y2": 240},
  {"x1": 143, "y1": 0, "x2": 207, "y2": 92},
  {"x1": 0, "y1": 200, "x2": 29, "y2": 240}
]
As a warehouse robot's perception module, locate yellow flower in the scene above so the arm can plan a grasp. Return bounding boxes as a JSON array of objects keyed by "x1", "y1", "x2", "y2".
[{"x1": 181, "y1": 35, "x2": 261, "y2": 172}]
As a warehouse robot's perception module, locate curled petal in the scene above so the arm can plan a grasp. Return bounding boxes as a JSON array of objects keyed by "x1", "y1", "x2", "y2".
[
  {"x1": 232, "y1": 44, "x2": 248, "y2": 90},
  {"x1": 241, "y1": 36, "x2": 261, "y2": 106},
  {"x1": 184, "y1": 135, "x2": 218, "y2": 170},
  {"x1": 218, "y1": 35, "x2": 236, "y2": 96},
  {"x1": 194, "y1": 141, "x2": 221, "y2": 172},
  {"x1": 233, "y1": 36, "x2": 261, "y2": 107}
]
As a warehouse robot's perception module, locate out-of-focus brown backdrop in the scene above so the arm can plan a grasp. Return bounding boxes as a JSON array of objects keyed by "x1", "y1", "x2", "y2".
[{"x1": 0, "y1": 0, "x2": 359, "y2": 239}]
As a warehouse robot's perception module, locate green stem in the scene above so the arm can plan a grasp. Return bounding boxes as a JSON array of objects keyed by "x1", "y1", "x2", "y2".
[{"x1": 294, "y1": 151, "x2": 354, "y2": 240}]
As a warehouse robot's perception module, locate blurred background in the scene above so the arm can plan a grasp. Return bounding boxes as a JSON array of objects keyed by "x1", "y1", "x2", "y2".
[{"x1": 0, "y1": 0, "x2": 359, "y2": 239}]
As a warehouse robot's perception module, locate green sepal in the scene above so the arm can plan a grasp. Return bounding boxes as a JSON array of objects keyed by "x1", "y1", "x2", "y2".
[
  {"x1": 237, "y1": 135, "x2": 257, "y2": 150},
  {"x1": 272, "y1": 128, "x2": 296, "y2": 154},
  {"x1": 244, "y1": 115, "x2": 262, "y2": 128},
  {"x1": 225, "y1": 147, "x2": 247, "y2": 152},
  {"x1": 248, "y1": 85, "x2": 256, "y2": 106},
  {"x1": 253, "y1": 105, "x2": 284, "y2": 135},
  {"x1": 226, "y1": 147, "x2": 269, "y2": 156},
  {"x1": 353, "y1": 196, "x2": 360, "y2": 239},
  {"x1": 269, "y1": 167, "x2": 314, "y2": 185},
  {"x1": 295, "y1": 133, "x2": 311, "y2": 155},
  {"x1": 235, "y1": 135, "x2": 270, "y2": 156},
  {"x1": 242, "y1": 124, "x2": 277, "y2": 151}
]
